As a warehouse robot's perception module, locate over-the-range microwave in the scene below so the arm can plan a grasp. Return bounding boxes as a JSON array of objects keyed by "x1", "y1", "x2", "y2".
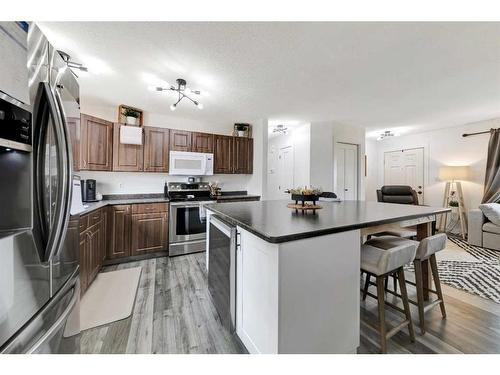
[{"x1": 169, "y1": 150, "x2": 214, "y2": 176}]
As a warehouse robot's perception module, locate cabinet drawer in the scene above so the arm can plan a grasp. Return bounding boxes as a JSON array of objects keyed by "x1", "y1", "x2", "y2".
[
  {"x1": 79, "y1": 214, "x2": 89, "y2": 233},
  {"x1": 131, "y1": 202, "x2": 169, "y2": 214},
  {"x1": 89, "y1": 208, "x2": 103, "y2": 226}
]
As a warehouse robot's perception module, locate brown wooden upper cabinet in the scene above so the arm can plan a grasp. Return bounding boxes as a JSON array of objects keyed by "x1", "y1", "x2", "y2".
[
  {"x1": 214, "y1": 135, "x2": 233, "y2": 174},
  {"x1": 143, "y1": 126, "x2": 170, "y2": 172},
  {"x1": 112, "y1": 123, "x2": 144, "y2": 172},
  {"x1": 191, "y1": 132, "x2": 214, "y2": 153},
  {"x1": 169, "y1": 129, "x2": 192, "y2": 152},
  {"x1": 214, "y1": 135, "x2": 253, "y2": 174},
  {"x1": 233, "y1": 137, "x2": 253, "y2": 174},
  {"x1": 66, "y1": 117, "x2": 80, "y2": 172},
  {"x1": 80, "y1": 114, "x2": 113, "y2": 171}
]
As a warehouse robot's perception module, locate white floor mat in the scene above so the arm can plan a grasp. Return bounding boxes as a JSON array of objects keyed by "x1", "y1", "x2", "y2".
[{"x1": 80, "y1": 267, "x2": 142, "y2": 331}]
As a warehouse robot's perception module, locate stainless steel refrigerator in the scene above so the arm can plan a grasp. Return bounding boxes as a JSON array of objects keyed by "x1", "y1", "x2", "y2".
[{"x1": 0, "y1": 22, "x2": 81, "y2": 354}]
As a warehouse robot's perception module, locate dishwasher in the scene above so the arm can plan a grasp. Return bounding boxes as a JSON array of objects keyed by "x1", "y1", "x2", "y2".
[{"x1": 208, "y1": 215, "x2": 237, "y2": 333}]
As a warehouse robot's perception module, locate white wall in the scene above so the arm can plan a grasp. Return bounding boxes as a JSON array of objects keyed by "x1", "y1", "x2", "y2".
[
  {"x1": 78, "y1": 103, "x2": 265, "y2": 196},
  {"x1": 292, "y1": 123, "x2": 311, "y2": 188},
  {"x1": 365, "y1": 117, "x2": 499, "y2": 211},
  {"x1": 310, "y1": 121, "x2": 366, "y2": 199},
  {"x1": 265, "y1": 121, "x2": 365, "y2": 200},
  {"x1": 78, "y1": 171, "x2": 257, "y2": 195},
  {"x1": 266, "y1": 123, "x2": 311, "y2": 200}
]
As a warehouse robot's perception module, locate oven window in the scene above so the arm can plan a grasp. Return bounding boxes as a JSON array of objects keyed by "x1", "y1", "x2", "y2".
[{"x1": 176, "y1": 206, "x2": 206, "y2": 235}]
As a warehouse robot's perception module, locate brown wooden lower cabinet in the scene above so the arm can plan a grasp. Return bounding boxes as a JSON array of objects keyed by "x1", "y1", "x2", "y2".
[
  {"x1": 130, "y1": 211, "x2": 168, "y2": 256},
  {"x1": 79, "y1": 233, "x2": 88, "y2": 294},
  {"x1": 79, "y1": 207, "x2": 106, "y2": 295},
  {"x1": 107, "y1": 205, "x2": 132, "y2": 259},
  {"x1": 107, "y1": 202, "x2": 169, "y2": 260}
]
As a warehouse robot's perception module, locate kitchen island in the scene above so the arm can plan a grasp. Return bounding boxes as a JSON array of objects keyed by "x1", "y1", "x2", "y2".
[{"x1": 205, "y1": 200, "x2": 450, "y2": 354}]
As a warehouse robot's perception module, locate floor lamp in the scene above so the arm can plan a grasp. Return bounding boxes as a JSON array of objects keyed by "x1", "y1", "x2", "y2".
[{"x1": 438, "y1": 166, "x2": 469, "y2": 239}]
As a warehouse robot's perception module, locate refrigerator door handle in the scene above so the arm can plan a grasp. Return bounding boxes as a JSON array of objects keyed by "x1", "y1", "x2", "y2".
[
  {"x1": 36, "y1": 82, "x2": 71, "y2": 263},
  {"x1": 49, "y1": 85, "x2": 73, "y2": 261},
  {"x1": 25, "y1": 286, "x2": 78, "y2": 354}
]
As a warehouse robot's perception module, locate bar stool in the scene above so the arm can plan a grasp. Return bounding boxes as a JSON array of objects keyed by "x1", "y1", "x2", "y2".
[
  {"x1": 360, "y1": 242, "x2": 417, "y2": 353},
  {"x1": 365, "y1": 234, "x2": 448, "y2": 334},
  {"x1": 410, "y1": 233, "x2": 447, "y2": 334},
  {"x1": 362, "y1": 236, "x2": 418, "y2": 299}
]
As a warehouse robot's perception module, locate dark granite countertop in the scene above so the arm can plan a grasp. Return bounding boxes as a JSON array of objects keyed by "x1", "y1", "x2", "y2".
[
  {"x1": 78, "y1": 191, "x2": 259, "y2": 215},
  {"x1": 205, "y1": 200, "x2": 451, "y2": 243},
  {"x1": 80, "y1": 196, "x2": 170, "y2": 215},
  {"x1": 216, "y1": 194, "x2": 261, "y2": 201}
]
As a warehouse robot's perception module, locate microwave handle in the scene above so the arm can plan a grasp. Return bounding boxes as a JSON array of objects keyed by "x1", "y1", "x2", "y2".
[{"x1": 202, "y1": 155, "x2": 207, "y2": 174}]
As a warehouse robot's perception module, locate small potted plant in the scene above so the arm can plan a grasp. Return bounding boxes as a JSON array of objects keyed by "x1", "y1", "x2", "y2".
[
  {"x1": 234, "y1": 123, "x2": 249, "y2": 137},
  {"x1": 122, "y1": 107, "x2": 140, "y2": 125},
  {"x1": 449, "y1": 199, "x2": 459, "y2": 212}
]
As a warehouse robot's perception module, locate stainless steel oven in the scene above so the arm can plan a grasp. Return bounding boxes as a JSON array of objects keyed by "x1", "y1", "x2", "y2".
[{"x1": 169, "y1": 200, "x2": 212, "y2": 256}]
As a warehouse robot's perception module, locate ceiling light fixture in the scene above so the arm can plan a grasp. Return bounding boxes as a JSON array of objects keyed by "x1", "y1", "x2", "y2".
[
  {"x1": 57, "y1": 50, "x2": 88, "y2": 74},
  {"x1": 377, "y1": 130, "x2": 398, "y2": 141},
  {"x1": 155, "y1": 78, "x2": 203, "y2": 111},
  {"x1": 273, "y1": 124, "x2": 288, "y2": 134}
]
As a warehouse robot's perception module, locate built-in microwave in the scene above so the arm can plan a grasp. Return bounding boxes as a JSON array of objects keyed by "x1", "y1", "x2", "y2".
[{"x1": 169, "y1": 151, "x2": 214, "y2": 176}]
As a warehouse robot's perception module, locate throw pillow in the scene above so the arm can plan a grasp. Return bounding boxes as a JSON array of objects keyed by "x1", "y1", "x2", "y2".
[{"x1": 479, "y1": 203, "x2": 500, "y2": 226}]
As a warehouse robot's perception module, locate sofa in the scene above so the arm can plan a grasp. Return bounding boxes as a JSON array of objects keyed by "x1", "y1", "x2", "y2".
[{"x1": 468, "y1": 208, "x2": 500, "y2": 251}]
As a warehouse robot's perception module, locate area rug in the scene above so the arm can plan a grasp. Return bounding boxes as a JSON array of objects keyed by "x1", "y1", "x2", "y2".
[
  {"x1": 407, "y1": 236, "x2": 500, "y2": 304},
  {"x1": 80, "y1": 267, "x2": 142, "y2": 331}
]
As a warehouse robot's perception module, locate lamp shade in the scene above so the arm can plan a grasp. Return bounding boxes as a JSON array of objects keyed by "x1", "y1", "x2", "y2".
[{"x1": 439, "y1": 166, "x2": 469, "y2": 181}]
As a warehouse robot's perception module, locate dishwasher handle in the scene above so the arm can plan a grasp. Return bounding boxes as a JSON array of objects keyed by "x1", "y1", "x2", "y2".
[{"x1": 210, "y1": 215, "x2": 234, "y2": 237}]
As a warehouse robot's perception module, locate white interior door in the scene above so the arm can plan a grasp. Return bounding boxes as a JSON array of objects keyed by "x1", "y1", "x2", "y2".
[
  {"x1": 384, "y1": 148, "x2": 424, "y2": 204},
  {"x1": 279, "y1": 146, "x2": 294, "y2": 195},
  {"x1": 335, "y1": 143, "x2": 358, "y2": 200}
]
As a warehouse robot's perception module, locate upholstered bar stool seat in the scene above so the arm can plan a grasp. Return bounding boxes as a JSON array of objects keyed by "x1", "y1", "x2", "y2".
[
  {"x1": 363, "y1": 235, "x2": 418, "y2": 294},
  {"x1": 360, "y1": 241, "x2": 417, "y2": 353},
  {"x1": 411, "y1": 233, "x2": 448, "y2": 333},
  {"x1": 365, "y1": 235, "x2": 419, "y2": 251}
]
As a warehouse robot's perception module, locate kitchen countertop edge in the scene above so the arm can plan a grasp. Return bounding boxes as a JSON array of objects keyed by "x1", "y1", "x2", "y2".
[
  {"x1": 205, "y1": 202, "x2": 451, "y2": 244},
  {"x1": 79, "y1": 197, "x2": 171, "y2": 215}
]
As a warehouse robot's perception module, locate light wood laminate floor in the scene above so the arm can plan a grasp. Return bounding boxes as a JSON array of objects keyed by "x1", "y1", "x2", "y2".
[{"x1": 81, "y1": 253, "x2": 500, "y2": 354}]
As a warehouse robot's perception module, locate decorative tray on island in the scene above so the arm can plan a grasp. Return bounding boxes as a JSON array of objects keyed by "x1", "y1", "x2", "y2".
[{"x1": 286, "y1": 187, "x2": 323, "y2": 213}]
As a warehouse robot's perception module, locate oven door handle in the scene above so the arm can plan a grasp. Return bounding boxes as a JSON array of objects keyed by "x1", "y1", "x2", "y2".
[{"x1": 170, "y1": 201, "x2": 214, "y2": 207}]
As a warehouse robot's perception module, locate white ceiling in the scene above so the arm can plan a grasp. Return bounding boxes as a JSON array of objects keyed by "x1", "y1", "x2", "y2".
[{"x1": 38, "y1": 22, "x2": 500, "y2": 135}]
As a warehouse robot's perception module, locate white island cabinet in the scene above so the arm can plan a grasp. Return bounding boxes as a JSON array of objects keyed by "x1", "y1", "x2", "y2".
[
  {"x1": 206, "y1": 200, "x2": 449, "y2": 354},
  {"x1": 236, "y1": 226, "x2": 361, "y2": 354}
]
